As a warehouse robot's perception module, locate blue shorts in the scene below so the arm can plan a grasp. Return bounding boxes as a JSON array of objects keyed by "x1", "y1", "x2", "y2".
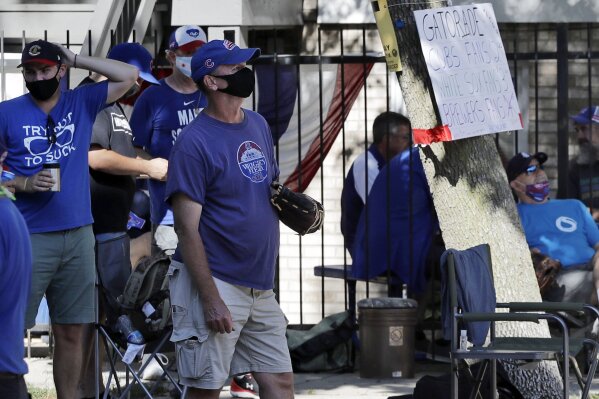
[{"x1": 25, "y1": 225, "x2": 96, "y2": 328}]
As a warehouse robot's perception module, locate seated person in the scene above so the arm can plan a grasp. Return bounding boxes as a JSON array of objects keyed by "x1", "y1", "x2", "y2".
[
  {"x1": 341, "y1": 112, "x2": 411, "y2": 258},
  {"x1": 351, "y1": 144, "x2": 437, "y2": 297},
  {"x1": 507, "y1": 152, "x2": 597, "y2": 304}
]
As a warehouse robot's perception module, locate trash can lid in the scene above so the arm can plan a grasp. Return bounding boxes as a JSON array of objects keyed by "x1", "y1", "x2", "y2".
[{"x1": 357, "y1": 297, "x2": 418, "y2": 309}]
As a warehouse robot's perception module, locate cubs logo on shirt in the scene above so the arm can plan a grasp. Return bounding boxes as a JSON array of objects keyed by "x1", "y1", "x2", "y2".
[{"x1": 237, "y1": 141, "x2": 267, "y2": 183}]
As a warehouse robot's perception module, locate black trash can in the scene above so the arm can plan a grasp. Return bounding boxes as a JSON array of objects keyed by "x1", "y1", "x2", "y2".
[{"x1": 358, "y1": 297, "x2": 418, "y2": 378}]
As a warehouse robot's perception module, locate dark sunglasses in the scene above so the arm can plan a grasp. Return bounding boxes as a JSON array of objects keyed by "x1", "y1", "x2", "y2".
[
  {"x1": 46, "y1": 116, "x2": 56, "y2": 145},
  {"x1": 525, "y1": 164, "x2": 543, "y2": 175}
]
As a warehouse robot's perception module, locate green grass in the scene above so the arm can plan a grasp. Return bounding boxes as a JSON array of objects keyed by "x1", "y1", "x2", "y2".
[{"x1": 27, "y1": 386, "x2": 56, "y2": 399}]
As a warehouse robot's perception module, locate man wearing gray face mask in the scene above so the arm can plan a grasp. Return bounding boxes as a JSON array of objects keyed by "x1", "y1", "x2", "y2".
[
  {"x1": 129, "y1": 25, "x2": 208, "y2": 257},
  {"x1": 569, "y1": 106, "x2": 599, "y2": 221}
]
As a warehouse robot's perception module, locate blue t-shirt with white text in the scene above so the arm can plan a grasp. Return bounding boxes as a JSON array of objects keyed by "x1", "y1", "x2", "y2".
[
  {"x1": 518, "y1": 199, "x2": 599, "y2": 267},
  {"x1": 0, "y1": 82, "x2": 108, "y2": 233},
  {"x1": 165, "y1": 110, "x2": 280, "y2": 290},
  {"x1": 129, "y1": 79, "x2": 206, "y2": 225}
]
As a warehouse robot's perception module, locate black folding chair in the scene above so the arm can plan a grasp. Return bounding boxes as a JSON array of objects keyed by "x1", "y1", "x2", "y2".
[
  {"x1": 94, "y1": 242, "x2": 182, "y2": 399},
  {"x1": 443, "y1": 244, "x2": 599, "y2": 399}
]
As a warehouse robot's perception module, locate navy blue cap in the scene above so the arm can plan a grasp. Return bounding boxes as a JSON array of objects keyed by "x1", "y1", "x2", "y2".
[
  {"x1": 107, "y1": 43, "x2": 159, "y2": 85},
  {"x1": 191, "y1": 39, "x2": 260, "y2": 83},
  {"x1": 506, "y1": 152, "x2": 548, "y2": 182},
  {"x1": 18, "y1": 40, "x2": 61, "y2": 68}
]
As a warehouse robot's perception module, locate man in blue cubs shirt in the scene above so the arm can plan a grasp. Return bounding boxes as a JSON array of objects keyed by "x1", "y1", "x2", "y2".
[
  {"x1": 340, "y1": 112, "x2": 411, "y2": 258},
  {"x1": 165, "y1": 40, "x2": 294, "y2": 398},
  {"x1": 0, "y1": 136, "x2": 32, "y2": 399},
  {"x1": 0, "y1": 39, "x2": 138, "y2": 398},
  {"x1": 507, "y1": 152, "x2": 599, "y2": 305},
  {"x1": 130, "y1": 25, "x2": 208, "y2": 255}
]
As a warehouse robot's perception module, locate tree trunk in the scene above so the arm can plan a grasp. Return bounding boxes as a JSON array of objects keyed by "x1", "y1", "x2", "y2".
[{"x1": 385, "y1": 0, "x2": 563, "y2": 396}]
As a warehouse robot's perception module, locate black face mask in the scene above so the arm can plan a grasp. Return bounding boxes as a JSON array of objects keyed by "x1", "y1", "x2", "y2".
[
  {"x1": 26, "y1": 67, "x2": 61, "y2": 101},
  {"x1": 216, "y1": 67, "x2": 255, "y2": 98}
]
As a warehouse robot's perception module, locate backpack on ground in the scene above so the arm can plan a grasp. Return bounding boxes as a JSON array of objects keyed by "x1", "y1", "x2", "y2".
[
  {"x1": 413, "y1": 361, "x2": 523, "y2": 399},
  {"x1": 119, "y1": 252, "x2": 172, "y2": 340},
  {"x1": 286, "y1": 311, "x2": 357, "y2": 372}
]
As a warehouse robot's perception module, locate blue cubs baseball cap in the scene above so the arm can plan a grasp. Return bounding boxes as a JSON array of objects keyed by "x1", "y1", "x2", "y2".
[
  {"x1": 570, "y1": 106, "x2": 599, "y2": 126},
  {"x1": 107, "y1": 43, "x2": 159, "y2": 85},
  {"x1": 191, "y1": 39, "x2": 260, "y2": 83}
]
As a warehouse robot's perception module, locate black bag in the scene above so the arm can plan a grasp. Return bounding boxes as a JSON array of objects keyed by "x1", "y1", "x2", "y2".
[
  {"x1": 413, "y1": 361, "x2": 523, "y2": 399},
  {"x1": 287, "y1": 311, "x2": 356, "y2": 372},
  {"x1": 119, "y1": 253, "x2": 172, "y2": 340}
]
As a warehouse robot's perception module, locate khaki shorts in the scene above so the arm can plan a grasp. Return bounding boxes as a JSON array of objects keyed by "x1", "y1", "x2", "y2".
[
  {"x1": 168, "y1": 260, "x2": 292, "y2": 389},
  {"x1": 25, "y1": 225, "x2": 96, "y2": 328}
]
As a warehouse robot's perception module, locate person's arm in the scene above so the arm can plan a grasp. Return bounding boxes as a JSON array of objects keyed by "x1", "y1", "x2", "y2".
[
  {"x1": 89, "y1": 146, "x2": 167, "y2": 180},
  {"x1": 55, "y1": 44, "x2": 138, "y2": 104},
  {"x1": 171, "y1": 192, "x2": 233, "y2": 334}
]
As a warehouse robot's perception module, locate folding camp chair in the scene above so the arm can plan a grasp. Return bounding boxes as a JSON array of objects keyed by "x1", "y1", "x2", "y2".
[
  {"x1": 94, "y1": 238, "x2": 182, "y2": 399},
  {"x1": 443, "y1": 244, "x2": 599, "y2": 399}
]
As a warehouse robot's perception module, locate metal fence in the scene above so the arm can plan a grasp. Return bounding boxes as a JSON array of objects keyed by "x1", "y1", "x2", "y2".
[{"x1": 2, "y1": 22, "x2": 599, "y2": 326}]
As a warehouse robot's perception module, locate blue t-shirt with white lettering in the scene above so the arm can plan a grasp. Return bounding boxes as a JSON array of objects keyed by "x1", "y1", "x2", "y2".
[
  {"x1": 129, "y1": 79, "x2": 206, "y2": 225},
  {"x1": 0, "y1": 198, "x2": 32, "y2": 374},
  {"x1": 165, "y1": 110, "x2": 280, "y2": 290},
  {"x1": 0, "y1": 82, "x2": 108, "y2": 233},
  {"x1": 518, "y1": 199, "x2": 599, "y2": 267}
]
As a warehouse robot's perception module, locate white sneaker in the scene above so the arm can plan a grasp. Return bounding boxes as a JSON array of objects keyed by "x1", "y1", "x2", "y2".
[{"x1": 140, "y1": 353, "x2": 169, "y2": 380}]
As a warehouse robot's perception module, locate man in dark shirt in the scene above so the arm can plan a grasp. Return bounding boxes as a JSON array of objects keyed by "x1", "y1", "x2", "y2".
[{"x1": 78, "y1": 42, "x2": 167, "y2": 399}]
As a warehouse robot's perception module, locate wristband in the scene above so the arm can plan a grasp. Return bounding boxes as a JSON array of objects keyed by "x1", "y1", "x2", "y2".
[{"x1": 23, "y1": 177, "x2": 29, "y2": 192}]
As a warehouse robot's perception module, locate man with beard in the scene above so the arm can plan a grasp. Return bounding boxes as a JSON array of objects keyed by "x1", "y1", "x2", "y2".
[
  {"x1": 569, "y1": 106, "x2": 599, "y2": 221},
  {"x1": 0, "y1": 39, "x2": 138, "y2": 398},
  {"x1": 77, "y1": 42, "x2": 168, "y2": 399},
  {"x1": 508, "y1": 152, "x2": 599, "y2": 306}
]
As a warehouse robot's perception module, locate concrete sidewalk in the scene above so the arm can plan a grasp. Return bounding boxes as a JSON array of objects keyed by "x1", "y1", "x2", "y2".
[
  {"x1": 22, "y1": 338, "x2": 599, "y2": 398},
  {"x1": 24, "y1": 354, "x2": 445, "y2": 399}
]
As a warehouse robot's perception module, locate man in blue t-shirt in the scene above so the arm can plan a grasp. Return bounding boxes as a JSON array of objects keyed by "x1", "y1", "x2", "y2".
[
  {"x1": 0, "y1": 39, "x2": 138, "y2": 398},
  {"x1": 507, "y1": 152, "x2": 599, "y2": 304},
  {"x1": 0, "y1": 136, "x2": 32, "y2": 399},
  {"x1": 340, "y1": 111, "x2": 411, "y2": 258},
  {"x1": 165, "y1": 39, "x2": 294, "y2": 398},
  {"x1": 130, "y1": 25, "x2": 208, "y2": 255}
]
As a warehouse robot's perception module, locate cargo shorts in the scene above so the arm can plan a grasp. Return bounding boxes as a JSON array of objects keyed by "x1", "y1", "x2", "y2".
[{"x1": 167, "y1": 260, "x2": 292, "y2": 389}]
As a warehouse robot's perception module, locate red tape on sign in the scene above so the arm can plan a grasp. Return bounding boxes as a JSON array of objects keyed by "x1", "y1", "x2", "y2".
[{"x1": 413, "y1": 125, "x2": 452, "y2": 144}]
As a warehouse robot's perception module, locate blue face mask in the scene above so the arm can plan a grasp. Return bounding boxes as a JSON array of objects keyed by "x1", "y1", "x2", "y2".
[
  {"x1": 175, "y1": 56, "x2": 192, "y2": 77},
  {"x1": 525, "y1": 181, "x2": 550, "y2": 202}
]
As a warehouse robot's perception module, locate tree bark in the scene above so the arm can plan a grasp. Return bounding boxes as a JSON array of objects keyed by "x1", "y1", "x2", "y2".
[{"x1": 385, "y1": 0, "x2": 563, "y2": 396}]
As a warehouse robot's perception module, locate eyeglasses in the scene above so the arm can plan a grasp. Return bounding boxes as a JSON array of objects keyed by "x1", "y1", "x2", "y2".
[
  {"x1": 47, "y1": 116, "x2": 56, "y2": 145},
  {"x1": 526, "y1": 164, "x2": 543, "y2": 175},
  {"x1": 24, "y1": 123, "x2": 74, "y2": 157}
]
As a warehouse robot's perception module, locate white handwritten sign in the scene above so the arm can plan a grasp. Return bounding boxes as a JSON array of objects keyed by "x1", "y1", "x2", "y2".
[{"x1": 413, "y1": 3, "x2": 522, "y2": 143}]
